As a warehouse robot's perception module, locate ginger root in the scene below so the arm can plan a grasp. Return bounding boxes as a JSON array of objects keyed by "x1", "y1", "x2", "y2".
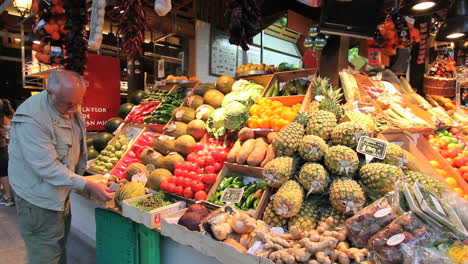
[
  {"x1": 315, "y1": 251, "x2": 331, "y2": 264},
  {"x1": 302, "y1": 237, "x2": 338, "y2": 253},
  {"x1": 269, "y1": 250, "x2": 295, "y2": 264},
  {"x1": 317, "y1": 217, "x2": 334, "y2": 234},
  {"x1": 321, "y1": 230, "x2": 347, "y2": 241},
  {"x1": 336, "y1": 242, "x2": 369, "y2": 262},
  {"x1": 287, "y1": 247, "x2": 311, "y2": 262},
  {"x1": 230, "y1": 212, "x2": 257, "y2": 234}
]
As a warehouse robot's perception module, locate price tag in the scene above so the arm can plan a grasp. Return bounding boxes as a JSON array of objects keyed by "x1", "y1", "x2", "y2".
[
  {"x1": 158, "y1": 59, "x2": 165, "y2": 78},
  {"x1": 220, "y1": 188, "x2": 244, "y2": 203},
  {"x1": 126, "y1": 127, "x2": 142, "y2": 138},
  {"x1": 357, "y1": 136, "x2": 388, "y2": 161}
]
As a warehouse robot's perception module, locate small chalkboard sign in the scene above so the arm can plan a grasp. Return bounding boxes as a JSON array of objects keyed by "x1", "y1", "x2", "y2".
[
  {"x1": 220, "y1": 188, "x2": 244, "y2": 203},
  {"x1": 357, "y1": 136, "x2": 388, "y2": 160}
]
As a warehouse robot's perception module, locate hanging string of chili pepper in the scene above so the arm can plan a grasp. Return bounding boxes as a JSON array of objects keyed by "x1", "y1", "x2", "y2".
[
  {"x1": 114, "y1": 0, "x2": 147, "y2": 59},
  {"x1": 63, "y1": 0, "x2": 88, "y2": 74}
]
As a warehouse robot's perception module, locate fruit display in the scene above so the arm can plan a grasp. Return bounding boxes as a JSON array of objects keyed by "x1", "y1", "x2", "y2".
[
  {"x1": 141, "y1": 89, "x2": 169, "y2": 102},
  {"x1": 129, "y1": 192, "x2": 173, "y2": 212},
  {"x1": 145, "y1": 87, "x2": 188, "y2": 124},
  {"x1": 265, "y1": 78, "x2": 310, "y2": 97},
  {"x1": 89, "y1": 135, "x2": 132, "y2": 173},
  {"x1": 277, "y1": 62, "x2": 302, "y2": 72},
  {"x1": 227, "y1": 128, "x2": 276, "y2": 167},
  {"x1": 104, "y1": 117, "x2": 124, "y2": 134},
  {"x1": 202, "y1": 206, "x2": 369, "y2": 262},
  {"x1": 247, "y1": 98, "x2": 301, "y2": 131},
  {"x1": 206, "y1": 174, "x2": 267, "y2": 211},
  {"x1": 114, "y1": 181, "x2": 146, "y2": 208},
  {"x1": 109, "y1": 131, "x2": 156, "y2": 179},
  {"x1": 236, "y1": 63, "x2": 277, "y2": 75},
  {"x1": 122, "y1": 102, "x2": 160, "y2": 124},
  {"x1": 166, "y1": 75, "x2": 199, "y2": 82},
  {"x1": 177, "y1": 204, "x2": 210, "y2": 231}
]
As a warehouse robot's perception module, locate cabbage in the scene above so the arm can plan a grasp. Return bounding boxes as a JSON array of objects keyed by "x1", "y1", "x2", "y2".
[
  {"x1": 223, "y1": 102, "x2": 249, "y2": 132},
  {"x1": 206, "y1": 108, "x2": 226, "y2": 139},
  {"x1": 232, "y1": 79, "x2": 251, "y2": 93},
  {"x1": 245, "y1": 84, "x2": 265, "y2": 94},
  {"x1": 221, "y1": 92, "x2": 240, "y2": 107}
]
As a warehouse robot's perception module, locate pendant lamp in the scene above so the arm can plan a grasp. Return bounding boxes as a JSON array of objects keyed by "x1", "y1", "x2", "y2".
[
  {"x1": 436, "y1": 0, "x2": 468, "y2": 41},
  {"x1": 399, "y1": 0, "x2": 449, "y2": 16}
]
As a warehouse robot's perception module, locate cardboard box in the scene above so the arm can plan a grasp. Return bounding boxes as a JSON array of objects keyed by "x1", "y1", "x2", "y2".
[{"x1": 122, "y1": 194, "x2": 186, "y2": 229}]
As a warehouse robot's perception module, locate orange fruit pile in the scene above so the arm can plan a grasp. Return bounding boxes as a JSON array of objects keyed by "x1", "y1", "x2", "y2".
[{"x1": 247, "y1": 98, "x2": 301, "y2": 131}]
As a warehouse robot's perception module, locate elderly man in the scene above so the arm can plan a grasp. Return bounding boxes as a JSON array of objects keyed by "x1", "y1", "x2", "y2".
[{"x1": 9, "y1": 70, "x2": 111, "y2": 264}]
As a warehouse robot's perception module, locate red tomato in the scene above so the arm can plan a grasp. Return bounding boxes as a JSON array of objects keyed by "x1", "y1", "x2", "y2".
[
  {"x1": 186, "y1": 153, "x2": 196, "y2": 162},
  {"x1": 167, "y1": 183, "x2": 176, "y2": 193},
  {"x1": 168, "y1": 177, "x2": 176, "y2": 184},
  {"x1": 194, "y1": 143, "x2": 204, "y2": 152},
  {"x1": 159, "y1": 181, "x2": 169, "y2": 191},
  {"x1": 205, "y1": 165, "x2": 216, "y2": 173},
  {"x1": 205, "y1": 156, "x2": 215, "y2": 164},
  {"x1": 213, "y1": 162, "x2": 222, "y2": 172},
  {"x1": 191, "y1": 181, "x2": 205, "y2": 192},
  {"x1": 180, "y1": 162, "x2": 190, "y2": 171},
  {"x1": 174, "y1": 169, "x2": 183, "y2": 177},
  {"x1": 182, "y1": 178, "x2": 192, "y2": 188},
  {"x1": 453, "y1": 157, "x2": 465, "y2": 168},
  {"x1": 174, "y1": 162, "x2": 183, "y2": 170},
  {"x1": 194, "y1": 174, "x2": 204, "y2": 182},
  {"x1": 202, "y1": 173, "x2": 217, "y2": 185},
  {"x1": 183, "y1": 187, "x2": 194, "y2": 198},
  {"x1": 203, "y1": 186, "x2": 211, "y2": 193},
  {"x1": 175, "y1": 177, "x2": 183, "y2": 186},
  {"x1": 197, "y1": 150, "x2": 207, "y2": 157},
  {"x1": 217, "y1": 150, "x2": 228, "y2": 161},
  {"x1": 174, "y1": 186, "x2": 184, "y2": 195},
  {"x1": 196, "y1": 168, "x2": 204, "y2": 174},
  {"x1": 196, "y1": 158, "x2": 206, "y2": 168},
  {"x1": 194, "y1": 190, "x2": 207, "y2": 201},
  {"x1": 188, "y1": 171, "x2": 197, "y2": 179}
]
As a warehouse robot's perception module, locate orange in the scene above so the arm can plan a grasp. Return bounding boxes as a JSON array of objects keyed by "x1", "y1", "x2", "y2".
[
  {"x1": 436, "y1": 169, "x2": 448, "y2": 178},
  {"x1": 249, "y1": 104, "x2": 260, "y2": 116},
  {"x1": 428, "y1": 160, "x2": 441, "y2": 169},
  {"x1": 453, "y1": 187, "x2": 464, "y2": 197},
  {"x1": 167, "y1": 75, "x2": 175, "y2": 80},
  {"x1": 445, "y1": 177, "x2": 458, "y2": 188}
]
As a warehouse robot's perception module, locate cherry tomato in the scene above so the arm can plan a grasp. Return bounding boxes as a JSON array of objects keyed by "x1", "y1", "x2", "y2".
[
  {"x1": 194, "y1": 190, "x2": 207, "y2": 201},
  {"x1": 183, "y1": 187, "x2": 194, "y2": 198},
  {"x1": 174, "y1": 186, "x2": 184, "y2": 195}
]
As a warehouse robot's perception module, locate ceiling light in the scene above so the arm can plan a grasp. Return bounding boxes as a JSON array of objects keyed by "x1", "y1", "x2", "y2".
[
  {"x1": 14, "y1": 38, "x2": 21, "y2": 42},
  {"x1": 436, "y1": 0, "x2": 468, "y2": 41},
  {"x1": 447, "y1": 33, "x2": 465, "y2": 39},
  {"x1": 412, "y1": 1, "x2": 436, "y2": 10},
  {"x1": 33, "y1": 40, "x2": 41, "y2": 44},
  {"x1": 13, "y1": 0, "x2": 32, "y2": 17}
]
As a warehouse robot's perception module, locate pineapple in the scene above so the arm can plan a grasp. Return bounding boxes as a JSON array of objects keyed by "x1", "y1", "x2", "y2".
[
  {"x1": 329, "y1": 179, "x2": 365, "y2": 216},
  {"x1": 298, "y1": 135, "x2": 328, "y2": 162},
  {"x1": 359, "y1": 163, "x2": 405, "y2": 197},
  {"x1": 402, "y1": 170, "x2": 447, "y2": 197},
  {"x1": 272, "y1": 112, "x2": 308, "y2": 157},
  {"x1": 313, "y1": 76, "x2": 345, "y2": 120},
  {"x1": 298, "y1": 163, "x2": 329, "y2": 194},
  {"x1": 330, "y1": 121, "x2": 370, "y2": 149},
  {"x1": 263, "y1": 157, "x2": 294, "y2": 188},
  {"x1": 345, "y1": 110, "x2": 376, "y2": 132},
  {"x1": 318, "y1": 206, "x2": 346, "y2": 230},
  {"x1": 324, "y1": 145, "x2": 359, "y2": 176},
  {"x1": 262, "y1": 200, "x2": 288, "y2": 229},
  {"x1": 274, "y1": 180, "x2": 304, "y2": 218},
  {"x1": 288, "y1": 199, "x2": 319, "y2": 231},
  {"x1": 306, "y1": 110, "x2": 337, "y2": 140},
  {"x1": 379, "y1": 143, "x2": 407, "y2": 168}
]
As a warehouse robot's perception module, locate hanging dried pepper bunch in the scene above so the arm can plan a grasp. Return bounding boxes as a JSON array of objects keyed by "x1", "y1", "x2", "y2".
[
  {"x1": 114, "y1": 0, "x2": 147, "y2": 59},
  {"x1": 225, "y1": 0, "x2": 263, "y2": 51},
  {"x1": 63, "y1": 0, "x2": 88, "y2": 74}
]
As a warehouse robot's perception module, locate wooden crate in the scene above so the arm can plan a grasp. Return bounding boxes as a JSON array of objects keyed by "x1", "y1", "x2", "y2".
[
  {"x1": 87, "y1": 124, "x2": 146, "y2": 175},
  {"x1": 262, "y1": 69, "x2": 316, "y2": 98},
  {"x1": 203, "y1": 164, "x2": 270, "y2": 219}
]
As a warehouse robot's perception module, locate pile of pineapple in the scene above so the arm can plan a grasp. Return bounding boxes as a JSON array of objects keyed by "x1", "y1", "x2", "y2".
[{"x1": 261, "y1": 77, "x2": 447, "y2": 231}]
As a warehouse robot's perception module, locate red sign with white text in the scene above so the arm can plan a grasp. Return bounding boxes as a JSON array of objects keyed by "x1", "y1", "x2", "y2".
[{"x1": 81, "y1": 53, "x2": 120, "y2": 131}]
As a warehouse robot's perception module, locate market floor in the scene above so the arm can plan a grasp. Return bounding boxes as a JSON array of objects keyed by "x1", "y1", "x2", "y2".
[{"x1": 0, "y1": 205, "x2": 96, "y2": 264}]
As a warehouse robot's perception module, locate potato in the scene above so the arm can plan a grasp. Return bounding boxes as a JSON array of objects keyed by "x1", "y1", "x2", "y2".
[
  {"x1": 236, "y1": 139, "x2": 256, "y2": 164},
  {"x1": 227, "y1": 140, "x2": 242, "y2": 163},
  {"x1": 247, "y1": 138, "x2": 268, "y2": 166}
]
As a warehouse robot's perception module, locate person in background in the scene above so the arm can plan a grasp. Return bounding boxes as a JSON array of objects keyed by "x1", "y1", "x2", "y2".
[
  {"x1": 9, "y1": 70, "x2": 112, "y2": 264},
  {"x1": 0, "y1": 99, "x2": 14, "y2": 206}
]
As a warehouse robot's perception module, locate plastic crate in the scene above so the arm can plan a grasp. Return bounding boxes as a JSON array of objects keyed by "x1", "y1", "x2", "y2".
[
  {"x1": 137, "y1": 224, "x2": 160, "y2": 264},
  {"x1": 95, "y1": 209, "x2": 139, "y2": 264}
]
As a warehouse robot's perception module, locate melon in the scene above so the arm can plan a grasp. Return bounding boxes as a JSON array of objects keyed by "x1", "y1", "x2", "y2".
[
  {"x1": 216, "y1": 75, "x2": 235, "y2": 94},
  {"x1": 152, "y1": 135, "x2": 176, "y2": 155},
  {"x1": 139, "y1": 149, "x2": 162, "y2": 166},
  {"x1": 114, "y1": 182, "x2": 146, "y2": 208},
  {"x1": 195, "y1": 105, "x2": 215, "y2": 121},
  {"x1": 185, "y1": 95, "x2": 204, "y2": 109},
  {"x1": 174, "y1": 135, "x2": 196, "y2": 155},
  {"x1": 147, "y1": 168, "x2": 173, "y2": 191},
  {"x1": 87, "y1": 146, "x2": 99, "y2": 160},
  {"x1": 105, "y1": 117, "x2": 123, "y2": 133},
  {"x1": 119, "y1": 103, "x2": 135, "y2": 119},
  {"x1": 86, "y1": 136, "x2": 95, "y2": 148},
  {"x1": 129, "y1": 90, "x2": 146, "y2": 105},
  {"x1": 93, "y1": 132, "x2": 114, "y2": 152},
  {"x1": 194, "y1": 83, "x2": 215, "y2": 96},
  {"x1": 162, "y1": 152, "x2": 185, "y2": 172},
  {"x1": 125, "y1": 163, "x2": 148, "y2": 180},
  {"x1": 203, "y1": 89, "x2": 224, "y2": 108},
  {"x1": 164, "y1": 121, "x2": 187, "y2": 138},
  {"x1": 154, "y1": 155, "x2": 165, "y2": 168},
  {"x1": 172, "y1": 107, "x2": 196, "y2": 123},
  {"x1": 186, "y1": 120, "x2": 206, "y2": 140}
]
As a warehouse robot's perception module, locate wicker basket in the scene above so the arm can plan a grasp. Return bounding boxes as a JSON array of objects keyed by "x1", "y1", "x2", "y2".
[{"x1": 423, "y1": 75, "x2": 456, "y2": 97}]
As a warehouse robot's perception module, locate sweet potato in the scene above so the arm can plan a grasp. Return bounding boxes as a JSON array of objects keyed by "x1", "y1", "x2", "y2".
[
  {"x1": 236, "y1": 139, "x2": 256, "y2": 164},
  {"x1": 227, "y1": 140, "x2": 242, "y2": 163},
  {"x1": 260, "y1": 144, "x2": 275, "y2": 167},
  {"x1": 247, "y1": 137, "x2": 268, "y2": 166},
  {"x1": 238, "y1": 127, "x2": 254, "y2": 141},
  {"x1": 267, "y1": 132, "x2": 278, "y2": 144}
]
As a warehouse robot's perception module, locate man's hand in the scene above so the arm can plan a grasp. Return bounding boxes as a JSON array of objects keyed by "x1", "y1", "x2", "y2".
[{"x1": 85, "y1": 179, "x2": 113, "y2": 201}]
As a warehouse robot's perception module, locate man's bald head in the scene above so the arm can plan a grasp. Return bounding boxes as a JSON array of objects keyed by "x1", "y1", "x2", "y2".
[{"x1": 47, "y1": 70, "x2": 87, "y2": 115}]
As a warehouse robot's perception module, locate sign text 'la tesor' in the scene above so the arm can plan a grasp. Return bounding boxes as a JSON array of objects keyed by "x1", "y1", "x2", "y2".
[{"x1": 81, "y1": 53, "x2": 120, "y2": 130}]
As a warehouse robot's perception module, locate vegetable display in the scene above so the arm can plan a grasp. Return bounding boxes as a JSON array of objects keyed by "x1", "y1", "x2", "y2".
[
  {"x1": 207, "y1": 174, "x2": 267, "y2": 211},
  {"x1": 247, "y1": 98, "x2": 301, "y2": 131},
  {"x1": 265, "y1": 78, "x2": 310, "y2": 97},
  {"x1": 145, "y1": 87, "x2": 187, "y2": 124},
  {"x1": 124, "y1": 102, "x2": 160, "y2": 124},
  {"x1": 131, "y1": 193, "x2": 173, "y2": 212},
  {"x1": 142, "y1": 90, "x2": 169, "y2": 102}
]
